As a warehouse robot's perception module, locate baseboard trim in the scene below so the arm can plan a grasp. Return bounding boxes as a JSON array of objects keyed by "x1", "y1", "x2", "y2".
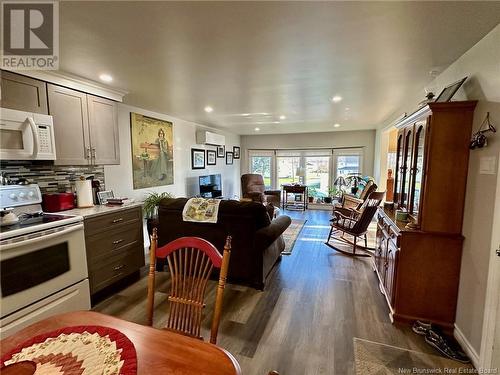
[{"x1": 454, "y1": 324, "x2": 479, "y2": 368}]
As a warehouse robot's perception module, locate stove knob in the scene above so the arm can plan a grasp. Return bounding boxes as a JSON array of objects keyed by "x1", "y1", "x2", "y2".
[
  {"x1": 19, "y1": 192, "x2": 26, "y2": 199},
  {"x1": 9, "y1": 193, "x2": 18, "y2": 200}
]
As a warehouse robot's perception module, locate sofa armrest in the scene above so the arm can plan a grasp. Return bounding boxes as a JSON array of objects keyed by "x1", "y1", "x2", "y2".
[{"x1": 255, "y1": 215, "x2": 291, "y2": 250}]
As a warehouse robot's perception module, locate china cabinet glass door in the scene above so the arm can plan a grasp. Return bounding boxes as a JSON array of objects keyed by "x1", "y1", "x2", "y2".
[
  {"x1": 394, "y1": 132, "x2": 405, "y2": 206},
  {"x1": 410, "y1": 121, "x2": 427, "y2": 217},
  {"x1": 401, "y1": 128, "x2": 414, "y2": 208}
]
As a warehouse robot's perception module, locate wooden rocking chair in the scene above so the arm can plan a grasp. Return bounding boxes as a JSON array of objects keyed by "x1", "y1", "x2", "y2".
[
  {"x1": 325, "y1": 191, "x2": 384, "y2": 257},
  {"x1": 146, "y1": 228, "x2": 231, "y2": 344}
]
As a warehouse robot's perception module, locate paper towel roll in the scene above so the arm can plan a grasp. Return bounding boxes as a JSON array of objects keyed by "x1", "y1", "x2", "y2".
[{"x1": 76, "y1": 180, "x2": 94, "y2": 208}]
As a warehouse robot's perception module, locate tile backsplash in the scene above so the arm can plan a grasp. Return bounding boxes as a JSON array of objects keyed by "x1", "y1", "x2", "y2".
[{"x1": 0, "y1": 161, "x2": 105, "y2": 193}]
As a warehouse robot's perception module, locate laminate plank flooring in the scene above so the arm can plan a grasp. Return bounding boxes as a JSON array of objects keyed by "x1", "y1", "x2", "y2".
[{"x1": 93, "y1": 209, "x2": 439, "y2": 375}]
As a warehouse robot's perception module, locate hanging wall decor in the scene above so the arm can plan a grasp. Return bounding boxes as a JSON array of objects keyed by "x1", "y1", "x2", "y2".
[
  {"x1": 130, "y1": 113, "x2": 174, "y2": 189},
  {"x1": 470, "y1": 112, "x2": 497, "y2": 150},
  {"x1": 191, "y1": 148, "x2": 206, "y2": 169}
]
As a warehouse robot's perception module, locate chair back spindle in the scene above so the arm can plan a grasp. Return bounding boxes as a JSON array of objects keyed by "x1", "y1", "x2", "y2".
[
  {"x1": 147, "y1": 228, "x2": 231, "y2": 344},
  {"x1": 352, "y1": 191, "x2": 385, "y2": 233}
]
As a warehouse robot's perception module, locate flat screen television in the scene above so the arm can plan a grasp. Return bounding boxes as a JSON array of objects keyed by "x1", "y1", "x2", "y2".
[{"x1": 199, "y1": 174, "x2": 222, "y2": 198}]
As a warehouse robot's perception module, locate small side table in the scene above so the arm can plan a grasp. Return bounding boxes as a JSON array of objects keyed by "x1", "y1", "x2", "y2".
[{"x1": 282, "y1": 184, "x2": 308, "y2": 211}]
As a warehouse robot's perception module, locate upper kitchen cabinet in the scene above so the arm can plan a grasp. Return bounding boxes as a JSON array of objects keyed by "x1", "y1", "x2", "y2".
[
  {"x1": 87, "y1": 95, "x2": 120, "y2": 165},
  {"x1": 0, "y1": 71, "x2": 48, "y2": 114},
  {"x1": 47, "y1": 84, "x2": 90, "y2": 166},
  {"x1": 48, "y1": 84, "x2": 120, "y2": 166}
]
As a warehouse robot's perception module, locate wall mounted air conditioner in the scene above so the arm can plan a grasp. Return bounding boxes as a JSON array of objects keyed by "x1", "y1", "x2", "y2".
[{"x1": 196, "y1": 131, "x2": 225, "y2": 146}]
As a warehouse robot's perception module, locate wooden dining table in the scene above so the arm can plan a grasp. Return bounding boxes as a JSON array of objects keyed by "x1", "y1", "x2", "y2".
[{"x1": 0, "y1": 311, "x2": 242, "y2": 375}]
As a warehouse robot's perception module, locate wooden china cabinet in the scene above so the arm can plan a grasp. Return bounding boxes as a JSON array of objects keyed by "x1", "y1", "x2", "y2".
[{"x1": 374, "y1": 101, "x2": 477, "y2": 330}]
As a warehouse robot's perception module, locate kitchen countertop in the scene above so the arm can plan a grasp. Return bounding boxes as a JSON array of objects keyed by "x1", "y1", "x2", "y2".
[{"x1": 57, "y1": 201, "x2": 143, "y2": 219}]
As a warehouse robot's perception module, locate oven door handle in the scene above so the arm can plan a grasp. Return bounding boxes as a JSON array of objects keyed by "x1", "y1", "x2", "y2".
[
  {"x1": 1, "y1": 223, "x2": 83, "y2": 251},
  {"x1": 27, "y1": 116, "x2": 40, "y2": 158}
]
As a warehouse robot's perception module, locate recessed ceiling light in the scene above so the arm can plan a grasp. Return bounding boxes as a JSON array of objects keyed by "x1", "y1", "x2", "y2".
[
  {"x1": 99, "y1": 74, "x2": 113, "y2": 82},
  {"x1": 204, "y1": 106, "x2": 214, "y2": 113},
  {"x1": 345, "y1": 107, "x2": 350, "y2": 111},
  {"x1": 331, "y1": 95, "x2": 342, "y2": 103},
  {"x1": 333, "y1": 123, "x2": 341, "y2": 128},
  {"x1": 279, "y1": 115, "x2": 286, "y2": 120},
  {"x1": 254, "y1": 127, "x2": 260, "y2": 131}
]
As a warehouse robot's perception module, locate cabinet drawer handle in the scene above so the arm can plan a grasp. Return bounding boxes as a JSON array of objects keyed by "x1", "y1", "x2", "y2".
[
  {"x1": 112, "y1": 239, "x2": 124, "y2": 245},
  {"x1": 112, "y1": 218, "x2": 123, "y2": 223},
  {"x1": 113, "y1": 264, "x2": 125, "y2": 271}
]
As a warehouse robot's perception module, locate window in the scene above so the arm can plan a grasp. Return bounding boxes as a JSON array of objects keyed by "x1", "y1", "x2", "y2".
[
  {"x1": 333, "y1": 149, "x2": 363, "y2": 179},
  {"x1": 248, "y1": 148, "x2": 364, "y2": 196},
  {"x1": 249, "y1": 151, "x2": 274, "y2": 189},
  {"x1": 250, "y1": 156, "x2": 272, "y2": 189},
  {"x1": 305, "y1": 156, "x2": 330, "y2": 197},
  {"x1": 277, "y1": 156, "x2": 301, "y2": 187}
]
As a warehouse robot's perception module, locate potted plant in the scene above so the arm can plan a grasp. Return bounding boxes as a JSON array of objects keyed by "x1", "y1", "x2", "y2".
[
  {"x1": 143, "y1": 191, "x2": 174, "y2": 237},
  {"x1": 324, "y1": 187, "x2": 340, "y2": 204}
]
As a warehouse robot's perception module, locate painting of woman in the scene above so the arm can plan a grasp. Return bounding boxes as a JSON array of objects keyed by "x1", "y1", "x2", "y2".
[
  {"x1": 150, "y1": 128, "x2": 170, "y2": 180},
  {"x1": 130, "y1": 113, "x2": 174, "y2": 189}
]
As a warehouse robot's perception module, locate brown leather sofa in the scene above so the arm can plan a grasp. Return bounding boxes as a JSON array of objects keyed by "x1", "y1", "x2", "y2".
[
  {"x1": 157, "y1": 198, "x2": 291, "y2": 289},
  {"x1": 241, "y1": 174, "x2": 281, "y2": 207}
]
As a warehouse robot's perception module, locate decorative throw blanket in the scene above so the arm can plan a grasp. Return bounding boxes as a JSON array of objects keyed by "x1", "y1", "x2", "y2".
[{"x1": 182, "y1": 197, "x2": 221, "y2": 223}]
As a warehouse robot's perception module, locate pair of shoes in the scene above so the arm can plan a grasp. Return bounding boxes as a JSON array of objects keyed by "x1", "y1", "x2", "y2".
[
  {"x1": 412, "y1": 320, "x2": 432, "y2": 336},
  {"x1": 424, "y1": 330, "x2": 471, "y2": 364}
]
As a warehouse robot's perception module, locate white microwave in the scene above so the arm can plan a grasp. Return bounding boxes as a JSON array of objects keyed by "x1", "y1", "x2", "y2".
[{"x1": 0, "y1": 107, "x2": 56, "y2": 160}]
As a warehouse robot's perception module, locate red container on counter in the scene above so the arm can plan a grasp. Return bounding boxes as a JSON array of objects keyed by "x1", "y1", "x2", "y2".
[{"x1": 42, "y1": 193, "x2": 75, "y2": 212}]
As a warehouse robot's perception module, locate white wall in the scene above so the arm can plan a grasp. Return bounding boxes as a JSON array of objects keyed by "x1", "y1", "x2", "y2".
[
  {"x1": 104, "y1": 104, "x2": 241, "y2": 200},
  {"x1": 373, "y1": 24, "x2": 500, "y2": 360},
  {"x1": 240, "y1": 130, "x2": 376, "y2": 177}
]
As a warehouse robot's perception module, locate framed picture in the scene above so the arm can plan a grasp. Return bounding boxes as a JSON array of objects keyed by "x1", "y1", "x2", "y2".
[
  {"x1": 435, "y1": 77, "x2": 468, "y2": 102},
  {"x1": 233, "y1": 146, "x2": 240, "y2": 159},
  {"x1": 226, "y1": 151, "x2": 234, "y2": 165},
  {"x1": 130, "y1": 112, "x2": 174, "y2": 189},
  {"x1": 207, "y1": 150, "x2": 216, "y2": 165},
  {"x1": 191, "y1": 148, "x2": 205, "y2": 169},
  {"x1": 97, "y1": 190, "x2": 114, "y2": 205},
  {"x1": 217, "y1": 145, "x2": 225, "y2": 158}
]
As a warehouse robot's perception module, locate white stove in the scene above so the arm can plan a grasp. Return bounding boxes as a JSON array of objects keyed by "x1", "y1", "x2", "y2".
[
  {"x1": 0, "y1": 184, "x2": 83, "y2": 240},
  {"x1": 0, "y1": 184, "x2": 90, "y2": 338}
]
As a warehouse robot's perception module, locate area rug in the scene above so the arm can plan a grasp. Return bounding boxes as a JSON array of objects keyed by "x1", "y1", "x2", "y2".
[
  {"x1": 281, "y1": 219, "x2": 306, "y2": 255},
  {"x1": 354, "y1": 338, "x2": 473, "y2": 375}
]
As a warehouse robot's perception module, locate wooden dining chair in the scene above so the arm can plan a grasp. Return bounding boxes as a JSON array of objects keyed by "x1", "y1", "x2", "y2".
[
  {"x1": 326, "y1": 191, "x2": 385, "y2": 257},
  {"x1": 147, "y1": 228, "x2": 232, "y2": 344}
]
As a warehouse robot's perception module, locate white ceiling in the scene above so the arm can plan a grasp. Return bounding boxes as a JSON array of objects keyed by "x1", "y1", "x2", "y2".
[{"x1": 59, "y1": 1, "x2": 500, "y2": 135}]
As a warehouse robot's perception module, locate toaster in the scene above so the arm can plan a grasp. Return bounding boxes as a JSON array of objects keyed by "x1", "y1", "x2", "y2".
[{"x1": 42, "y1": 193, "x2": 75, "y2": 212}]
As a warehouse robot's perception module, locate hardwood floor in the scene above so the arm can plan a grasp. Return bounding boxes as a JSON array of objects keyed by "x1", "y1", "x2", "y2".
[{"x1": 93, "y1": 209, "x2": 441, "y2": 375}]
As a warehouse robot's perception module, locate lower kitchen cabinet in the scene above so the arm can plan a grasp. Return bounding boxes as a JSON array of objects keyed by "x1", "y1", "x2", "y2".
[{"x1": 84, "y1": 206, "x2": 145, "y2": 295}]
